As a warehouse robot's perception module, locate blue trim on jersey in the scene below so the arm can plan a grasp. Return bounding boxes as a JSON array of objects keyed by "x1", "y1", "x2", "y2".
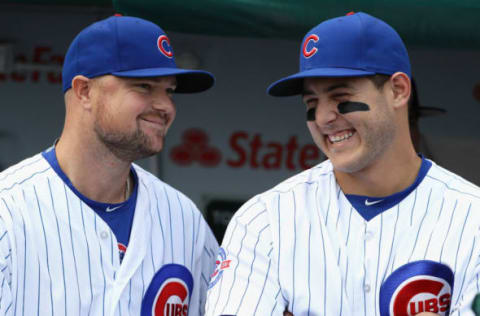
[
  {"x1": 345, "y1": 156, "x2": 432, "y2": 221},
  {"x1": 41, "y1": 147, "x2": 138, "y2": 252}
]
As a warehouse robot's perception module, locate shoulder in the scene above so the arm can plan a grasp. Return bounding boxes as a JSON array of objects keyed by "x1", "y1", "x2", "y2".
[
  {"x1": 257, "y1": 159, "x2": 333, "y2": 204},
  {"x1": 0, "y1": 152, "x2": 53, "y2": 203},
  {"x1": 0, "y1": 153, "x2": 51, "y2": 190},
  {"x1": 425, "y1": 160, "x2": 480, "y2": 203},
  {"x1": 132, "y1": 163, "x2": 201, "y2": 213},
  {"x1": 230, "y1": 160, "x2": 333, "y2": 224}
]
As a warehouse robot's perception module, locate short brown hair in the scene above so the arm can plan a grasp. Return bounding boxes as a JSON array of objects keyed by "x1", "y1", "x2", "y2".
[{"x1": 367, "y1": 74, "x2": 390, "y2": 89}]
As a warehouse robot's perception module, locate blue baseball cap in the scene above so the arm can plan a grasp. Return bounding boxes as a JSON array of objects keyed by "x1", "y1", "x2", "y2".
[
  {"x1": 267, "y1": 12, "x2": 411, "y2": 97},
  {"x1": 62, "y1": 15, "x2": 215, "y2": 93}
]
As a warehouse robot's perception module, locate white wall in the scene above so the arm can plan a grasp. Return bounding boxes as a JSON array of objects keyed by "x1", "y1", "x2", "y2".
[{"x1": 1, "y1": 5, "x2": 479, "y2": 214}]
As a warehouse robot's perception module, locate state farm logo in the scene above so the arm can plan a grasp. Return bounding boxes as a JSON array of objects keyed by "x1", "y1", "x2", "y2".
[
  {"x1": 170, "y1": 129, "x2": 222, "y2": 167},
  {"x1": 169, "y1": 128, "x2": 322, "y2": 171}
]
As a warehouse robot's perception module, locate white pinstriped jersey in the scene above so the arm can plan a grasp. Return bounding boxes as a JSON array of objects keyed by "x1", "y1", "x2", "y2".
[
  {"x1": 0, "y1": 151, "x2": 218, "y2": 316},
  {"x1": 206, "y1": 159, "x2": 480, "y2": 316}
]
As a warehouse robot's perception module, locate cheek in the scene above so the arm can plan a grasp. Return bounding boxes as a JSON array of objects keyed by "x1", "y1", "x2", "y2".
[{"x1": 307, "y1": 122, "x2": 324, "y2": 144}]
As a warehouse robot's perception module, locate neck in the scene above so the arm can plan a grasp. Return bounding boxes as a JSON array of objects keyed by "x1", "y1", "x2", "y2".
[
  {"x1": 55, "y1": 132, "x2": 131, "y2": 204},
  {"x1": 334, "y1": 149, "x2": 422, "y2": 197}
]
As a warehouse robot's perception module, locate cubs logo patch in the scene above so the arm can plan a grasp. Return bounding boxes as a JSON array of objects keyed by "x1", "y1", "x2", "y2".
[
  {"x1": 141, "y1": 264, "x2": 193, "y2": 316},
  {"x1": 157, "y1": 35, "x2": 173, "y2": 58},
  {"x1": 208, "y1": 247, "x2": 231, "y2": 289},
  {"x1": 302, "y1": 34, "x2": 319, "y2": 58},
  {"x1": 380, "y1": 260, "x2": 454, "y2": 316}
]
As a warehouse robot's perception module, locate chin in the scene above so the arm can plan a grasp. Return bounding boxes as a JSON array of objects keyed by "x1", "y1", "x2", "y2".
[{"x1": 330, "y1": 152, "x2": 370, "y2": 174}]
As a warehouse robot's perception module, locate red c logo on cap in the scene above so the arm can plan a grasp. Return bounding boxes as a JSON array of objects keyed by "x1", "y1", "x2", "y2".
[
  {"x1": 157, "y1": 35, "x2": 173, "y2": 58},
  {"x1": 303, "y1": 34, "x2": 319, "y2": 58}
]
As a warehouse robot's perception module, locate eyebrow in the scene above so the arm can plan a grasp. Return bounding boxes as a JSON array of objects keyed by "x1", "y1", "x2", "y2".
[
  {"x1": 301, "y1": 88, "x2": 314, "y2": 97},
  {"x1": 324, "y1": 83, "x2": 352, "y2": 92}
]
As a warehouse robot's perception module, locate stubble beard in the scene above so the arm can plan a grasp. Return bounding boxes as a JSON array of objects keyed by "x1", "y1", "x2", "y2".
[
  {"x1": 94, "y1": 119, "x2": 163, "y2": 163},
  {"x1": 335, "y1": 109, "x2": 396, "y2": 174}
]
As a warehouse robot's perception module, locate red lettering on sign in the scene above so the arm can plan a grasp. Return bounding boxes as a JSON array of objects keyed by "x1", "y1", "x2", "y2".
[
  {"x1": 0, "y1": 46, "x2": 63, "y2": 85},
  {"x1": 227, "y1": 132, "x2": 248, "y2": 167},
  {"x1": 285, "y1": 136, "x2": 298, "y2": 170},
  {"x1": 226, "y1": 132, "x2": 321, "y2": 170},
  {"x1": 249, "y1": 135, "x2": 262, "y2": 168},
  {"x1": 262, "y1": 142, "x2": 282, "y2": 169},
  {"x1": 33, "y1": 46, "x2": 51, "y2": 64},
  {"x1": 300, "y1": 144, "x2": 320, "y2": 169}
]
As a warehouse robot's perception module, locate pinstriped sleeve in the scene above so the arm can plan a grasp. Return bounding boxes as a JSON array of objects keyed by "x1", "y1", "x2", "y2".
[
  {"x1": 198, "y1": 220, "x2": 220, "y2": 316},
  {"x1": 205, "y1": 198, "x2": 284, "y2": 316},
  {"x1": 449, "y1": 233, "x2": 480, "y2": 316},
  {"x1": 0, "y1": 216, "x2": 14, "y2": 315}
]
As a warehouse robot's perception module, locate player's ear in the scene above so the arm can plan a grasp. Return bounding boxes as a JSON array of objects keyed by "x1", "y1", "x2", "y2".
[
  {"x1": 389, "y1": 72, "x2": 411, "y2": 110},
  {"x1": 71, "y1": 75, "x2": 93, "y2": 109}
]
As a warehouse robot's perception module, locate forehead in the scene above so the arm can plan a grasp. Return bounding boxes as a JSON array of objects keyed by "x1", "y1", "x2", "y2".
[
  {"x1": 302, "y1": 76, "x2": 371, "y2": 95},
  {"x1": 118, "y1": 75, "x2": 177, "y2": 85}
]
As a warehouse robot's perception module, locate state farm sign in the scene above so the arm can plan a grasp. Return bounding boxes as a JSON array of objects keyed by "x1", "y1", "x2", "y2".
[{"x1": 170, "y1": 128, "x2": 322, "y2": 171}]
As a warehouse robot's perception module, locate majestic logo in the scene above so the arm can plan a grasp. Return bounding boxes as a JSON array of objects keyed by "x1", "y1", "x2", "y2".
[
  {"x1": 365, "y1": 199, "x2": 384, "y2": 206},
  {"x1": 141, "y1": 264, "x2": 194, "y2": 316},
  {"x1": 380, "y1": 260, "x2": 454, "y2": 316},
  {"x1": 157, "y1": 35, "x2": 174, "y2": 58},
  {"x1": 302, "y1": 34, "x2": 319, "y2": 58},
  {"x1": 208, "y1": 248, "x2": 231, "y2": 289},
  {"x1": 170, "y1": 128, "x2": 222, "y2": 167}
]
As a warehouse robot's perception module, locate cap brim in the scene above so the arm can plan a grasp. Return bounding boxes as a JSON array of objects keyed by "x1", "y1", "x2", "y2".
[
  {"x1": 267, "y1": 68, "x2": 376, "y2": 97},
  {"x1": 112, "y1": 68, "x2": 215, "y2": 93}
]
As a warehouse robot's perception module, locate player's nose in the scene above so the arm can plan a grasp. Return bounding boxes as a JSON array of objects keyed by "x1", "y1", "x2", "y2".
[
  {"x1": 152, "y1": 92, "x2": 175, "y2": 113},
  {"x1": 313, "y1": 101, "x2": 340, "y2": 126}
]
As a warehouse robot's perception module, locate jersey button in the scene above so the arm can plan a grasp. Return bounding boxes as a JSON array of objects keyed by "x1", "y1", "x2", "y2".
[
  {"x1": 364, "y1": 231, "x2": 373, "y2": 240},
  {"x1": 100, "y1": 231, "x2": 109, "y2": 239},
  {"x1": 364, "y1": 284, "x2": 371, "y2": 292}
]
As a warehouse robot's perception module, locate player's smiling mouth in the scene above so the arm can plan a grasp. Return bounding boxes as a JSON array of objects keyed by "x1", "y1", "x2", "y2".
[
  {"x1": 140, "y1": 115, "x2": 168, "y2": 128},
  {"x1": 327, "y1": 129, "x2": 355, "y2": 144}
]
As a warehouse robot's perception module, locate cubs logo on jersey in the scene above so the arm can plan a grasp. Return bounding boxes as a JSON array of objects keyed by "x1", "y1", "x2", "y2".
[
  {"x1": 208, "y1": 247, "x2": 231, "y2": 289},
  {"x1": 380, "y1": 260, "x2": 454, "y2": 316},
  {"x1": 141, "y1": 264, "x2": 194, "y2": 316}
]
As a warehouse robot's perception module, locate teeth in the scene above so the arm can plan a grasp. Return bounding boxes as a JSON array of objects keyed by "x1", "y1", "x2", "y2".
[{"x1": 329, "y1": 131, "x2": 353, "y2": 143}]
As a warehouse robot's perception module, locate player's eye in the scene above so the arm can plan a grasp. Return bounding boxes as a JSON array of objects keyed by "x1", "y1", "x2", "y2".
[
  {"x1": 303, "y1": 98, "x2": 317, "y2": 109},
  {"x1": 166, "y1": 87, "x2": 175, "y2": 95},
  {"x1": 136, "y1": 83, "x2": 152, "y2": 91}
]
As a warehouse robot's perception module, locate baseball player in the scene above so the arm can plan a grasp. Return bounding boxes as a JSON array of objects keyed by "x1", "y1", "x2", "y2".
[
  {"x1": 206, "y1": 12, "x2": 480, "y2": 316},
  {"x1": 0, "y1": 15, "x2": 218, "y2": 315}
]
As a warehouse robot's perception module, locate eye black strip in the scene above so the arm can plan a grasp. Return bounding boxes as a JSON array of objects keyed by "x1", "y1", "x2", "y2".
[
  {"x1": 337, "y1": 101, "x2": 370, "y2": 114},
  {"x1": 306, "y1": 107, "x2": 316, "y2": 121}
]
